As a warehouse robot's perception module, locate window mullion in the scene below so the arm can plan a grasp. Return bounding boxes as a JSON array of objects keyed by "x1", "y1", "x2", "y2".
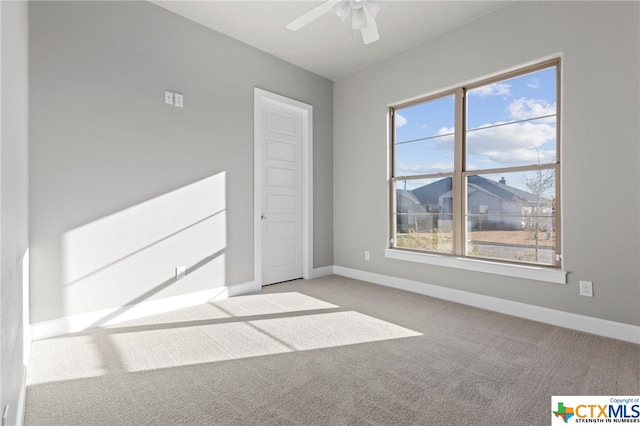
[
  {"x1": 554, "y1": 62, "x2": 562, "y2": 267},
  {"x1": 453, "y1": 88, "x2": 465, "y2": 256}
]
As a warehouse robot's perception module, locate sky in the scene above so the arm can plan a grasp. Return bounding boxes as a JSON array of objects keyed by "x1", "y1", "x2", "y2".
[{"x1": 395, "y1": 65, "x2": 557, "y2": 193}]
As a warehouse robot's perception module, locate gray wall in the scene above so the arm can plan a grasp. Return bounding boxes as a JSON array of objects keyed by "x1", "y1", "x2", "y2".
[
  {"x1": 29, "y1": 1, "x2": 333, "y2": 323},
  {"x1": 334, "y1": 1, "x2": 640, "y2": 326},
  {"x1": 1, "y1": 1, "x2": 29, "y2": 424}
]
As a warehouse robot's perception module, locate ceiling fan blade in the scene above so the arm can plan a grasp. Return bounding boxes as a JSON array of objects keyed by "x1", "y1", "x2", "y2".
[
  {"x1": 361, "y1": 7, "x2": 380, "y2": 44},
  {"x1": 286, "y1": 0, "x2": 340, "y2": 31}
]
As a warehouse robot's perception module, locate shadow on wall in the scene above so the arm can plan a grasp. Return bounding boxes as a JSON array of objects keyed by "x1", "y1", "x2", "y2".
[{"x1": 59, "y1": 172, "x2": 228, "y2": 326}]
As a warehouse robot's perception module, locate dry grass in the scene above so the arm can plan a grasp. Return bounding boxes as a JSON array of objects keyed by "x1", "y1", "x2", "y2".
[
  {"x1": 397, "y1": 230, "x2": 555, "y2": 251},
  {"x1": 469, "y1": 230, "x2": 555, "y2": 247}
]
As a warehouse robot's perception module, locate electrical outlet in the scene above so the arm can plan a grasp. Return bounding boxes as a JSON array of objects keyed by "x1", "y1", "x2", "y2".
[
  {"x1": 174, "y1": 93, "x2": 184, "y2": 107},
  {"x1": 364, "y1": 251, "x2": 370, "y2": 261},
  {"x1": 164, "y1": 91, "x2": 174, "y2": 105},
  {"x1": 579, "y1": 280, "x2": 593, "y2": 297},
  {"x1": 176, "y1": 266, "x2": 186, "y2": 281}
]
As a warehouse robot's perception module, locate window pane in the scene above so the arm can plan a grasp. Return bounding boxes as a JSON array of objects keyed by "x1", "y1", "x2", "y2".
[
  {"x1": 466, "y1": 117, "x2": 557, "y2": 170},
  {"x1": 395, "y1": 178, "x2": 453, "y2": 254},
  {"x1": 395, "y1": 95, "x2": 455, "y2": 176},
  {"x1": 466, "y1": 66, "x2": 557, "y2": 171},
  {"x1": 465, "y1": 171, "x2": 556, "y2": 265}
]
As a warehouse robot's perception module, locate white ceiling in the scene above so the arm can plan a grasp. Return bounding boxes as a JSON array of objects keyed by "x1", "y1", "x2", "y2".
[{"x1": 151, "y1": 1, "x2": 514, "y2": 81}]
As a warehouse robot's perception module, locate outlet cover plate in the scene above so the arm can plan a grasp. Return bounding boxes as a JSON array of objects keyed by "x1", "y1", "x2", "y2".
[
  {"x1": 174, "y1": 93, "x2": 184, "y2": 107},
  {"x1": 176, "y1": 266, "x2": 186, "y2": 280},
  {"x1": 164, "y1": 91, "x2": 174, "y2": 105},
  {"x1": 579, "y1": 280, "x2": 593, "y2": 297}
]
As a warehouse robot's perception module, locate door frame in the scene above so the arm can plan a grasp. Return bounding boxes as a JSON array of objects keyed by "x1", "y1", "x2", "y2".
[{"x1": 253, "y1": 87, "x2": 313, "y2": 286}]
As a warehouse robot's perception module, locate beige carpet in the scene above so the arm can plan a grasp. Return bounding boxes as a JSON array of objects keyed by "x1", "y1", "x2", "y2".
[{"x1": 25, "y1": 275, "x2": 640, "y2": 425}]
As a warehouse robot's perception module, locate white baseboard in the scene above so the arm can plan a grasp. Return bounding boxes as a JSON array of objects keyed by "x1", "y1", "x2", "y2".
[
  {"x1": 23, "y1": 322, "x2": 30, "y2": 366},
  {"x1": 29, "y1": 269, "x2": 640, "y2": 344},
  {"x1": 15, "y1": 365, "x2": 27, "y2": 426},
  {"x1": 225, "y1": 281, "x2": 261, "y2": 297},
  {"x1": 31, "y1": 281, "x2": 259, "y2": 340},
  {"x1": 311, "y1": 265, "x2": 335, "y2": 279},
  {"x1": 18, "y1": 322, "x2": 31, "y2": 426},
  {"x1": 334, "y1": 266, "x2": 640, "y2": 344}
]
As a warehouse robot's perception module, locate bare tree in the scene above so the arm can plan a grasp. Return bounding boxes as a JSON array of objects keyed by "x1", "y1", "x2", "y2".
[{"x1": 522, "y1": 148, "x2": 555, "y2": 262}]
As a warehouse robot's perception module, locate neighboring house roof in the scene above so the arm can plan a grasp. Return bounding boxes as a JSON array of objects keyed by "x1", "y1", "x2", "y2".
[
  {"x1": 411, "y1": 177, "x2": 452, "y2": 205},
  {"x1": 467, "y1": 175, "x2": 542, "y2": 203},
  {"x1": 408, "y1": 175, "x2": 546, "y2": 205},
  {"x1": 396, "y1": 189, "x2": 425, "y2": 212}
]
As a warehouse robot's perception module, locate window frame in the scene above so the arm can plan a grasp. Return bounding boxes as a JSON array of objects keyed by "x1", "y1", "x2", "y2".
[{"x1": 389, "y1": 58, "x2": 562, "y2": 269}]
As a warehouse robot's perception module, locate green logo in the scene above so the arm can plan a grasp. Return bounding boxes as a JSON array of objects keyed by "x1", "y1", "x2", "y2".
[{"x1": 553, "y1": 402, "x2": 575, "y2": 423}]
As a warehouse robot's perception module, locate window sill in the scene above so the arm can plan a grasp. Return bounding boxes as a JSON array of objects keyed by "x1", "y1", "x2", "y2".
[{"x1": 384, "y1": 249, "x2": 567, "y2": 284}]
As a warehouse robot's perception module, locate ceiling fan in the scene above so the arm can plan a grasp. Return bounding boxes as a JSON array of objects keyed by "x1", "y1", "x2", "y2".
[{"x1": 286, "y1": 0, "x2": 384, "y2": 45}]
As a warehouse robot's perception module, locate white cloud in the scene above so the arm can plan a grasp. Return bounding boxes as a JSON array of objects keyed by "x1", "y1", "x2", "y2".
[
  {"x1": 481, "y1": 148, "x2": 556, "y2": 165},
  {"x1": 428, "y1": 129, "x2": 455, "y2": 151},
  {"x1": 527, "y1": 78, "x2": 540, "y2": 89},
  {"x1": 437, "y1": 127, "x2": 455, "y2": 137},
  {"x1": 471, "y1": 121, "x2": 555, "y2": 147},
  {"x1": 464, "y1": 97, "x2": 556, "y2": 166},
  {"x1": 469, "y1": 82, "x2": 511, "y2": 97},
  {"x1": 397, "y1": 163, "x2": 453, "y2": 176},
  {"x1": 395, "y1": 113, "x2": 407, "y2": 128},
  {"x1": 408, "y1": 97, "x2": 557, "y2": 168},
  {"x1": 508, "y1": 97, "x2": 556, "y2": 121},
  {"x1": 466, "y1": 121, "x2": 556, "y2": 166}
]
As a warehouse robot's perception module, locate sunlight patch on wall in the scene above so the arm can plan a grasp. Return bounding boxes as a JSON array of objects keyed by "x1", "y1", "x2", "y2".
[{"x1": 61, "y1": 172, "x2": 227, "y2": 316}]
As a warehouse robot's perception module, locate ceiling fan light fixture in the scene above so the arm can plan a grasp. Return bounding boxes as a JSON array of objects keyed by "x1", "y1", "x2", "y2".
[
  {"x1": 287, "y1": 0, "x2": 384, "y2": 44},
  {"x1": 351, "y1": 7, "x2": 367, "y2": 30},
  {"x1": 333, "y1": 0, "x2": 350, "y2": 22},
  {"x1": 349, "y1": 0, "x2": 366, "y2": 10},
  {"x1": 365, "y1": 0, "x2": 383, "y2": 17}
]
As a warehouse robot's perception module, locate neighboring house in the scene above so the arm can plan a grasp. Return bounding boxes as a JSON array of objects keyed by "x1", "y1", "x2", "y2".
[
  {"x1": 396, "y1": 189, "x2": 427, "y2": 233},
  {"x1": 397, "y1": 175, "x2": 552, "y2": 233}
]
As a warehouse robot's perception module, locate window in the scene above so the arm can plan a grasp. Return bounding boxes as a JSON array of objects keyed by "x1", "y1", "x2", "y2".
[{"x1": 391, "y1": 59, "x2": 560, "y2": 267}]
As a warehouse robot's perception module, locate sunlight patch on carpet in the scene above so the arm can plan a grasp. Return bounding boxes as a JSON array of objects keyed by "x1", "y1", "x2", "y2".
[
  {"x1": 208, "y1": 292, "x2": 340, "y2": 317},
  {"x1": 99, "y1": 292, "x2": 339, "y2": 329},
  {"x1": 108, "y1": 311, "x2": 422, "y2": 373},
  {"x1": 28, "y1": 335, "x2": 110, "y2": 385},
  {"x1": 27, "y1": 293, "x2": 421, "y2": 384}
]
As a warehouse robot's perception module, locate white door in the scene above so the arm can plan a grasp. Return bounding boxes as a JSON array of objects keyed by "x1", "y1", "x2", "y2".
[{"x1": 254, "y1": 89, "x2": 312, "y2": 286}]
